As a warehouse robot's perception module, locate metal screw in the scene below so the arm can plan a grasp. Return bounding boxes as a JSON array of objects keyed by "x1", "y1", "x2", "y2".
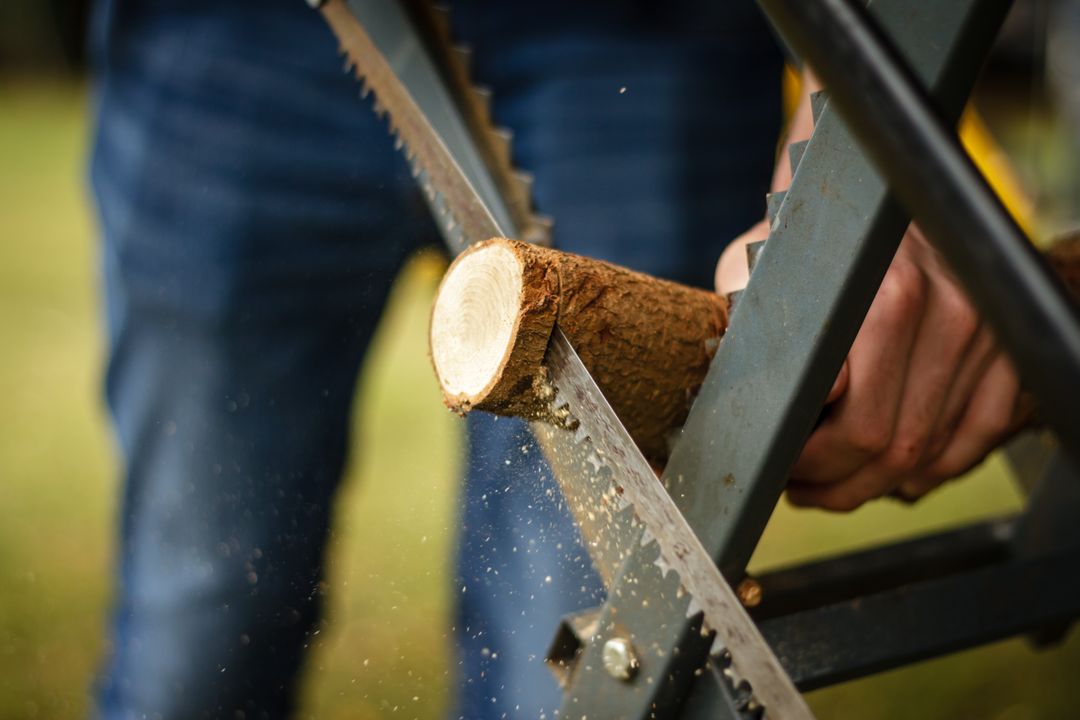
[
  {"x1": 602, "y1": 637, "x2": 639, "y2": 681},
  {"x1": 736, "y1": 577, "x2": 763, "y2": 608}
]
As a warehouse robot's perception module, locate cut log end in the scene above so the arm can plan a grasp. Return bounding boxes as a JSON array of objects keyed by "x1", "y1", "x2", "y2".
[
  {"x1": 430, "y1": 237, "x2": 729, "y2": 464},
  {"x1": 430, "y1": 238, "x2": 558, "y2": 417},
  {"x1": 431, "y1": 242, "x2": 521, "y2": 401}
]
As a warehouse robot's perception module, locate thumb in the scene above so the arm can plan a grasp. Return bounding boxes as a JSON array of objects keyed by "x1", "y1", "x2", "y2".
[{"x1": 826, "y1": 360, "x2": 850, "y2": 404}]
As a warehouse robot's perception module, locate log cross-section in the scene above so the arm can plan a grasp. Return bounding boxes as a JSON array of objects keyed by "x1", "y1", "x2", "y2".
[{"x1": 430, "y1": 237, "x2": 728, "y2": 463}]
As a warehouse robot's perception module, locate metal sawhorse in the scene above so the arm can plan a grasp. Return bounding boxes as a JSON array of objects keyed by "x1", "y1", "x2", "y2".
[{"x1": 552, "y1": 0, "x2": 1080, "y2": 716}]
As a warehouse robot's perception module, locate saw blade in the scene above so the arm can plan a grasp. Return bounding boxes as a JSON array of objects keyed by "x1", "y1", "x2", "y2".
[
  {"x1": 401, "y1": 1, "x2": 553, "y2": 246},
  {"x1": 317, "y1": 1, "x2": 811, "y2": 716}
]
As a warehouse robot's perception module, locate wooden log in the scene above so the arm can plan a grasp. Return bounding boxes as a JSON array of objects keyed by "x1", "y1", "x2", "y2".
[
  {"x1": 430, "y1": 234, "x2": 1080, "y2": 466},
  {"x1": 430, "y1": 238, "x2": 727, "y2": 463}
]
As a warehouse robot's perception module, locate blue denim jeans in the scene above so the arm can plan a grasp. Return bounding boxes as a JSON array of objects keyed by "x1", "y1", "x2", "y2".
[{"x1": 90, "y1": 1, "x2": 780, "y2": 718}]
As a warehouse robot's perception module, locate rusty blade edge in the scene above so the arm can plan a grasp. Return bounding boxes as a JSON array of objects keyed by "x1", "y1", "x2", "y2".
[{"x1": 318, "y1": 1, "x2": 810, "y2": 716}]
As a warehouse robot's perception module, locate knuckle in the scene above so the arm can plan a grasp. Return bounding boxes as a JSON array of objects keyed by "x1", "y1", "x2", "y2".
[
  {"x1": 925, "y1": 431, "x2": 951, "y2": 460},
  {"x1": 848, "y1": 421, "x2": 892, "y2": 456},
  {"x1": 973, "y1": 406, "x2": 1012, "y2": 442},
  {"x1": 879, "y1": 260, "x2": 927, "y2": 317},
  {"x1": 939, "y1": 286, "x2": 980, "y2": 340},
  {"x1": 880, "y1": 436, "x2": 927, "y2": 474}
]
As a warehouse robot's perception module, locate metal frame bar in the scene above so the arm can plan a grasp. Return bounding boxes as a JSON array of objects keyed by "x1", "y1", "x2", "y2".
[
  {"x1": 756, "y1": 0, "x2": 1080, "y2": 461},
  {"x1": 743, "y1": 479, "x2": 1080, "y2": 691},
  {"x1": 759, "y1": 544, "x2": 1080, "y2": 690},
  {"x1": 750, "y1": 517, "x2": 1015, "y2": 622}
]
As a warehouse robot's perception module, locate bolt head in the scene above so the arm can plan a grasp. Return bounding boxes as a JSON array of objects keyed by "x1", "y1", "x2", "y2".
[
  {"x1": 602, "y1": 637, "x2": 639, "y2": 681},
  {"x1": 736, "y1": 577, "x2": 763, "y2": 608}
]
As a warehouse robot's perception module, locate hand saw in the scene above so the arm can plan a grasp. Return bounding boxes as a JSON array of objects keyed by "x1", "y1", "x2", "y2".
[{"x1": 309, "y1": 0, "x2": 812, "y2": 717}]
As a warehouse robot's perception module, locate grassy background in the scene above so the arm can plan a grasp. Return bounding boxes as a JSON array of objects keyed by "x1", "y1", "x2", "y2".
[{"x1": 1, "y1": 80, "x2": 1078, "y2": 719}]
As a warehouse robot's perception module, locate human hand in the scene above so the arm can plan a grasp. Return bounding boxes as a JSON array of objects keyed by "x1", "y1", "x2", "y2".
[{"x1": 716, "y1": 223, "x2": 1032, "y2": 511}]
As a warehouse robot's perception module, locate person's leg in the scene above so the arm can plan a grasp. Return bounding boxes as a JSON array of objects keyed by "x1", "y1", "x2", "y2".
[
  {"x1": 89, "y1": 3, "x2": 431, "y2": 717},
  {"x1": 451, "y1": 3, "x2": 784, "y2": 717},
  {"x1": 454, "y1": 414, "x2": 603, "y2": 719}
]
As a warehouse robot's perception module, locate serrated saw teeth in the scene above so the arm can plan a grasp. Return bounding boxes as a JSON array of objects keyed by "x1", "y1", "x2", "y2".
[
  {"x1": 490, "y1": 127, "x2": 513, "y2": 168},
  {"x1": 788, "y1": 139, "x2": 809, "y2": 176},
  {"x1": 470, "y1": 86, "x2": 493, "y2": 123},
  {"x1": 523, "y1": 214, "x2": 555, "y2": 246},
  {"x1": 745, "y1": 240, "x2": 766, "y2": 275},
  {"x1": 765, "y1": 190, "x2": 786, "y2": 227},
  {"x1": 453, "y1": 44, "x2": 472, "y2": 72},
  {"x1": 810, "y1": 89, "x2": 829, "y2": 125},
  {"x1": 513, "y1": 169, "x2": 535, "y2": 198},
  {"x1": 405, "y1": 1, "x2": 553, "y2": 246},
  {"x1": 430, "y1": 3, "x2": 451, "y2": 35}
]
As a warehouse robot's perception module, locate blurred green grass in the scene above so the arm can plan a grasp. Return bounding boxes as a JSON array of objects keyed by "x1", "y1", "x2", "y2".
[{"x1": 1, "y1": 80, "x2": 1078, "y2": 720}]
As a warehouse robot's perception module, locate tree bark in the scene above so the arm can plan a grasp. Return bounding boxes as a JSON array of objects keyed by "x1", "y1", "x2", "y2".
[{"x1": 430, "y1": 238, "x2": 727, "y2": 463}]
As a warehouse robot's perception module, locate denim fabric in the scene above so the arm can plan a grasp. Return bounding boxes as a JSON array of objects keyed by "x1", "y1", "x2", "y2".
[
  {"x1": 89, "y1": 1, "x2": 781, "y2": 718},
  {"x1": 91, "y1": 4, "x2": 432, "y2": 718}
]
